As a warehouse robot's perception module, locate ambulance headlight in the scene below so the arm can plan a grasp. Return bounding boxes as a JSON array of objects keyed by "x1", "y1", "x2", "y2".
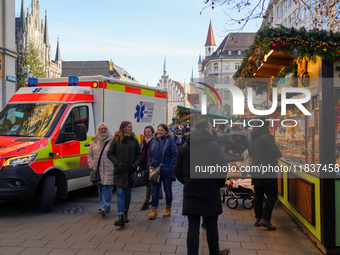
[{"x1": 4, "y1": 154, "x2": 38, "y2": 167}]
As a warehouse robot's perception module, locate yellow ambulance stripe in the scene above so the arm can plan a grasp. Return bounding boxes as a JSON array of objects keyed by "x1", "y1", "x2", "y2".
[
  {"x1": 107, "y1": 82, "x2": 162, "y2": 98},
  {"x1": 135, "y1": 134, "x2": 142, "y2": 144},
  {"x1": 80, "y1": 137, "x2": 93, "y2": 154}
]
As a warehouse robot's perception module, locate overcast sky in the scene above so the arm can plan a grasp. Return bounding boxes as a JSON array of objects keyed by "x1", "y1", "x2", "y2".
[{"x1": 15, "y1": 0, "x2": 262, "y2": 87}]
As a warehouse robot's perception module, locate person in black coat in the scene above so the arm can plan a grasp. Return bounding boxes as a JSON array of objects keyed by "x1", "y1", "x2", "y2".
[
  {"x1": 248, "y1": 119, "x2": 282, "y2": 230},
  {"x1": 174, "y1": 119, "x2": 228, "y2": 255}
]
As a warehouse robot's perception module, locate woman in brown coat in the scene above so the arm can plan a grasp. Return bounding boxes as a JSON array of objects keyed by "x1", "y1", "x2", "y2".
[{"x1": 88, "y1": 123, "x2": 114, "y2": 217}]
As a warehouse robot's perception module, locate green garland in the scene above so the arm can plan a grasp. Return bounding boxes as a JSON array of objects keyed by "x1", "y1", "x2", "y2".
[{"x1": 233, "y1": 26, "x2": 340, "y2": 93}]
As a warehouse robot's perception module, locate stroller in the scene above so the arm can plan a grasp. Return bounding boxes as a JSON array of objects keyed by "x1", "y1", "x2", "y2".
[{"x1": 221, "y1": 175, "x2": 255, "y2": 209}]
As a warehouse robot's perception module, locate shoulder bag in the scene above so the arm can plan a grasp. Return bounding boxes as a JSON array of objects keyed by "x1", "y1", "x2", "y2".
[
  {"x1": 149, "y1": 139, "x2": 168, "y2": 184},
  {"x1": 90, "y1": 140, "x2": 110, "y2": 183}
]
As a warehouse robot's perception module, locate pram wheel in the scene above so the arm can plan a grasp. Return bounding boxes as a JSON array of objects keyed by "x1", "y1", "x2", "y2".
[
  {"x1": 242, "y1": 198, "x2": 253, "y2": 209},
  {"x1": 227, "y1": 197, "x2": 238, "y2": 209}
]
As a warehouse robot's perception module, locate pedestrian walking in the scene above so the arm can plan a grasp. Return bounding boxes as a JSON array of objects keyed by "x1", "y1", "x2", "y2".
[
  {"x1": 248, "y1": 119, "x2": 282, "y2": 230},
  {"x1": 140, "y1": 125, "x2": 155, "y2": 210},
  {"x1": 107, "y1": 121, "x2": 142, "y2": 227},
  {"x1": 174, "y1": 119, "x2": 229, "y2": 255},
  {"x1": 148, "y1": 123, "x2": 178, "y2": 219},
  {"x1": 87, "y1": 123, "x2": 114, "y2": 217}
]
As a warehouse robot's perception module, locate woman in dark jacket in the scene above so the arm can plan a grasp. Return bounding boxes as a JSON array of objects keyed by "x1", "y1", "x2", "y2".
[
  {"x1": 147, "y1": 123, "x2": 178, "y2": 219},
  {"x1": 174, "y1": 119, "x2": 228, "y2": 255},
  {"x1": 140, "y1": 125, "x2": 155, "y2": 210},
  {"x1": 107, "y1": 121, "x2": 142, "y2": 227}
]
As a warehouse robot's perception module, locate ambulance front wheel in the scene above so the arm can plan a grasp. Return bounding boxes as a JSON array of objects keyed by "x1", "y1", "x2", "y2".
[{"x1": 40, "y1": 175, "x2": 56, "y2": 212}]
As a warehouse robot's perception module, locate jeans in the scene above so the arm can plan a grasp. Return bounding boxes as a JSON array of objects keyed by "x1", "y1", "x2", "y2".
[
  {"x1": 187, "y1": 215, "x2": 219, "y2": 255},
  {"x1": 116, "y1": 186, "x2": 132, "y2": 215},
  {"x1": 254, "y1": 181, "x2": 278, "y2": 221},
  {"x1": 145, "y1": 182, "x2": 163, "y2": 203},
  {"x1": 151, "y1": 178, "x2": 172, "y2": 208},
  {"x1": 97, "y1": 184, "x2": 114, "y2": 212}
]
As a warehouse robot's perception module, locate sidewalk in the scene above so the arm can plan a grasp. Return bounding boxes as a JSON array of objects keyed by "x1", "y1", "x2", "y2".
[{"x1": 0, "y1": 181, "x2": 322, "y2": 255}]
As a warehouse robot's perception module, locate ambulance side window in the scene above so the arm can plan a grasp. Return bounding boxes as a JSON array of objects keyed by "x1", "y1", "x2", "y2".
[{"x1": 64, "y1": 106, "x2": 89, "y2": 134}]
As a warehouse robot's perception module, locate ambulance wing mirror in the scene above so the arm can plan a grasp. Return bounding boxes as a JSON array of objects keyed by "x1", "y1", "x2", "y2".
[{"x1": 75, "y1": 124, "x2": 87, "y2": 141}]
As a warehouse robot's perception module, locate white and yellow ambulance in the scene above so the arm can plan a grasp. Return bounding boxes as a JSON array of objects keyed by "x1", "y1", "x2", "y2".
[{"x1": 0, "y1": 76, "x2": 167, "y2": 211}]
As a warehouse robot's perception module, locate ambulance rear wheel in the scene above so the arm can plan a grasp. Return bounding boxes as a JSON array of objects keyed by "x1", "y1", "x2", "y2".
[
  {"x1": 227, "y1": 198, "x2": 238, "y2": 209},
  {"x1": 40, "y1": 175, "x2": 56, "y2": 212}
]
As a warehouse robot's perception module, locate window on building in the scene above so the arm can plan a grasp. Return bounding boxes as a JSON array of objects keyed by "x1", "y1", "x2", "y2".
[
  {"x1": 224, "y1": 90, "x2": 230, "y2": 100},
  {"x1": 214, "y1": 63, "x2": 218, "y2": 72},
  {"x1": 208, "y1": 48, "x2": 211, "y2": 54},
  {"x1": 224, "y1": 63, "x2": 229, "y2": 70},
  {"x1": 288, "y1": 0, "x2": 292, "y2": 7},
  {"x1": 225, "y1": 77, "x2": 229, "y2": 84},
  {"x1": 235, "y1": 63, "x2": 240, "y2": 70},
  {"x1": 306, "y1": 6, "x2": 309, "y2": 18},
  {"x1": 293, "y1": 11, "x2": 296, "y2": 25},
  {"x1": 277, "y1": 5, "x2": 280, "y2": 18},
  {"x1": 288, "y1": 15, "x2": 292, "y2": 27},
  {"x1": 323, "y1": 17, "x2": 327, "y2": 30},
  {"x1": 284, "y1": 19, "x2": 287, "y2": 27},
  {"x1": 284, "y1": 0, "x2": 287, "y2": 12},
  {"x1": 228, "y1": 50, "x2": 232, "y2": 55},
  {"x1": 212, "y1": 77, "x2": 216, "y2": 85},
  {"x1": 311, "y1": 0, "x2": 315, "y2": 14},
  {"x1": 237, "y1": 50, "x2": 242, "y2": 55},
  {"x1": 280, "y1": 4, "x2": 283, "y2": 17},
  {"x1": 300, "y1": 7, "x2": 304, "y2": 21}
]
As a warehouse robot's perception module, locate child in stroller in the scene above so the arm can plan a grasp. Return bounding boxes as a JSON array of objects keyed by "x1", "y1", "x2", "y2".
[{"x1": 221, "y1": 175, "x2": 254, "y2": 209}]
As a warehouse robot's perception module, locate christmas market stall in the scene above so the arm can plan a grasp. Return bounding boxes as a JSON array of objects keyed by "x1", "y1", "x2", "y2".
[
  {"x1": 234, "y1": 26, "x2": 340, "y2": 254},
  {"x1": 173, "y1": 105, "x2": 233, "y2": 127}
]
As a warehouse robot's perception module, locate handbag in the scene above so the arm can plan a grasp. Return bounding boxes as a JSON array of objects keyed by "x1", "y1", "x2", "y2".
[
  {"x1": 149, "y1": 139, "x2": 168, "y2": 184},
  {"x1": 130, "y1": 167, "x2": 149, "y2": 187},
  {"x1": 90, "y1": 140, "x2": 109, "y2": 183}
]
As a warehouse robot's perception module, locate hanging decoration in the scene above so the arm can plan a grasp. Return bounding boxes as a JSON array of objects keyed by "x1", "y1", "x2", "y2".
[{"x1": 272, "y1": 43, "x2": 278, "y2": 50}]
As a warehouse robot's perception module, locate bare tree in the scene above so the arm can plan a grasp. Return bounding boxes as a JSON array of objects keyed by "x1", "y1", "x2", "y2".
[{"x1": 201, "y1": 0, "x2": 340, "y2": 31}]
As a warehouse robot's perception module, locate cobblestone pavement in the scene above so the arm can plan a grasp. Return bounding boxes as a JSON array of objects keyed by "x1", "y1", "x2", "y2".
[{"x1": 0, "y1": 181, "x2": 323, "y2": 255}]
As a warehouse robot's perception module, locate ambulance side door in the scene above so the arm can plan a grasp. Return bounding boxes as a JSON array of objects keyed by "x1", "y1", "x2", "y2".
[{"x1": 56, "y1": 103, "x2": 95, "y2": 191}]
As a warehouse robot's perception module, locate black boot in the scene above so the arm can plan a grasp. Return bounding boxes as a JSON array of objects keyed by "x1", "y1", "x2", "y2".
[
  {"x1": 260, "y1": 219, "x2": 276, "y2": 230},
  {"x1": 114, "y1": 214, "x2": 126, "y2": 227},
  {"x1": 124, "y1": 211, "x2": 129, "y2": 223},
  {"x1": 254, "y1": 217, "x2": 261, "y2": 226}
]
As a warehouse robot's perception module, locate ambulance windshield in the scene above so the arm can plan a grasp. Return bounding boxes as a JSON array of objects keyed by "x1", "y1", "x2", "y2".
[{"x1": 0, "y1": 103, "x2": 66, "y2": 137}]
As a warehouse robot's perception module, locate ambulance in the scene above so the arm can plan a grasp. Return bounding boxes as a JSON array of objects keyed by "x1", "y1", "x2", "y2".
[{"x1": 0, "y1": 76, "x2": 167, "y2": 212}]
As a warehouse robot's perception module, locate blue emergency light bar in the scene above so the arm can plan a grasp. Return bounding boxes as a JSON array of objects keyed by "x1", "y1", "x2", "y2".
[
  {"x1": 27, "y1": 78, "x2": 38, "y2": 87},
  {"x1": 68, "y1": 76, "x2": 79, "y2": 86}
]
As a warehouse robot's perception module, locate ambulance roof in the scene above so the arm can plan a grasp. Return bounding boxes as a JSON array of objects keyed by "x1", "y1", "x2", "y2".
[{"x1": 9, "y1": 86, "x2": 93, "y2": 104}]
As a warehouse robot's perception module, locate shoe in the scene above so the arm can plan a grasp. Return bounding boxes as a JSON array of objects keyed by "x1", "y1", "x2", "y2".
[
  {"x1": 260, "y1": 219, "x2": 276, "y2": 230},
  {"x1": 100, "y1": 208, "x2": 107, "y2": 217},
  {"x1": 148, "y1": 208, "x2": 157, "y2": 220},
  {"x1": 163, "y1": 207, "x2": 171, "y2": 217},
  {"x1": 254, "y1": 217, "x2": 261, "y2": 226},
  {"x1": 219, "y1": 248, "x2": 229, "y2": 255},
  {"x1": 124, "y1": 211, "x2": 129, "y2": 223},
  {"x1": 114, "y1": 214, "x2": 126, "y2": 227},
  {"x1": 98, "y1": 209, "x2": 101, "y2": 214},
  {"x1": 141, "y1": 202, "x2": 149, "y2": 210}
]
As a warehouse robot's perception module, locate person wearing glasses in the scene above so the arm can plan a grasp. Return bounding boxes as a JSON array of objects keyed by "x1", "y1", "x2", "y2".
[
  {"x1": 107, "y1": 121, "x2": 142, "y2": 227},
  {"x1": 87, "y1": 123, "x2": 114, "y2": 217}
]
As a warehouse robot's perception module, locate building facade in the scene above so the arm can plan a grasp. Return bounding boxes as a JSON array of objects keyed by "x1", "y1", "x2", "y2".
[
  {"x1": 260, "y1": 0, "x2": 337, "y2": 31},
  {"x1": 0, "y1": 0, "x2": 18, "y2": 107},
  {"x1": 16, "y1": 0, "x2": 61, "y2": 78},
  {"x1": 198, "y1": 21, "x2": 258, "y2": 116},
  {"x1": 157, "y1": 57, "x2": 199, "y2": 124}
]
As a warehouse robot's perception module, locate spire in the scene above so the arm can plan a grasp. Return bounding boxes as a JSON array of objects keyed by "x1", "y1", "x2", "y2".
[
  {"x1": 163, "y1": 56, "x2": 167, "y2": 78},
  {"x1": 190, "y1": 67, "x2": 194, "y2": 85},
  {"x1": 184, "y1": 79, "x2": 187, "y2": 95},
  {"x1": 44, "y1": 10, "x2": 49, "y2": 45},
  {"x1": 205, "y1": 19, "x2": 216, "y2": 46},
  {"x1": 55, "y1": 37, "x2": 61, "y2": 62},
  {"x1": 198, "y1": 54, "x2": 202, "y2": 64},
  {"x1": 19, "y1": 0, "x2": 26, "y2": 33}
]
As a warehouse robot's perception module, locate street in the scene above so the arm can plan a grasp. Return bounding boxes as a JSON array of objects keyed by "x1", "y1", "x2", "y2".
[{"x1": 0, "y1": 181, "x2": 322, "y2": 255}]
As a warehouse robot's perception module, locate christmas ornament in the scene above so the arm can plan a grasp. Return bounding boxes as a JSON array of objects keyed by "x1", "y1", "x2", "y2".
[
  {"x1": 282, "y1": 42, "x2": 287, "y2": 47},
  {"x1": 272, "y1": 43, "x2": 278, "y2": 50}
]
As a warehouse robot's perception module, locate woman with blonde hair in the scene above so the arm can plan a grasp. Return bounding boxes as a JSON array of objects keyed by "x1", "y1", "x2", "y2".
[
  {"x1": 107, "y1": 121, "x2": 142, "y2": 227},
  {"x1": 87, "y1": 123, "x2": 114, "y2": 217},
  {"x1": 148, "y1": 123, "x2": 178, "y2": 219}
]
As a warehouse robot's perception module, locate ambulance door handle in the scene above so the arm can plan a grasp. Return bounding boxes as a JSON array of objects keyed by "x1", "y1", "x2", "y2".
[{"x1": 84, "y1": 143, "x2": 91, "y2": 148}]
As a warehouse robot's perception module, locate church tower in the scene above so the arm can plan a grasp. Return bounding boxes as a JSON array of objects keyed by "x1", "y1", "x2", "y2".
[{"x1": 205, "y1": 20, "x2": 216, "y2": 57}]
